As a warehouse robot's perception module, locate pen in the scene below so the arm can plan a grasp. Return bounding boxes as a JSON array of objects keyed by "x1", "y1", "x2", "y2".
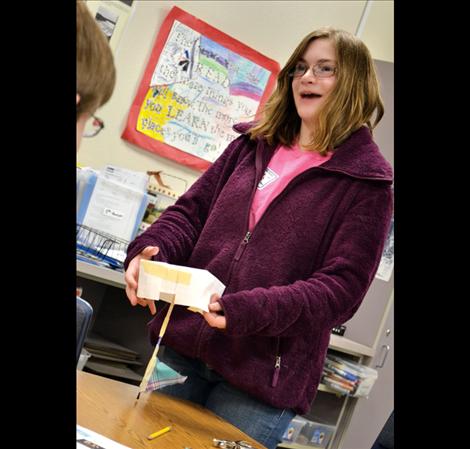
[{"x1": 147, "y1": 425, "x2": 172, "y2": 440}]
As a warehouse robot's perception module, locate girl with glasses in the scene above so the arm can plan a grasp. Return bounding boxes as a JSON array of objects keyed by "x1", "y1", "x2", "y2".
[{"x1": 124, "y1": 27, "x2": 393, "y2": 449}]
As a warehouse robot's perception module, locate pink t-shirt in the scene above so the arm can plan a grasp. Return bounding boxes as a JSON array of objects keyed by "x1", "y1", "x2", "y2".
[{"x1": 249, "y1": 143, "x2": 332, "y2": 231}]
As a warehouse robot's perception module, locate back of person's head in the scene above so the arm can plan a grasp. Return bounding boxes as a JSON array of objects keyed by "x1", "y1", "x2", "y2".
[
  {"x1": 76, "y1": 0, "x2": 116, "y2": 119},
  {"x1": 250, "y1": 27, "x2": 383, "y2": 154}
]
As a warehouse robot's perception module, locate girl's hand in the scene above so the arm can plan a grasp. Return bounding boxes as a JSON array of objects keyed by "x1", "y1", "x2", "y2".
[
  {"x1": 124, "y1": 246, "x2": 159, "y2": 315},
  {"x1": 203, "y1": 293, "x2": 226, "y2": 329}
]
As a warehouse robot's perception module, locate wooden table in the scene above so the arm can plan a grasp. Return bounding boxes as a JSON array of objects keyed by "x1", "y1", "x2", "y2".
[{"x1": 77, "y1": 371, "x2": 267, "y2": 449}]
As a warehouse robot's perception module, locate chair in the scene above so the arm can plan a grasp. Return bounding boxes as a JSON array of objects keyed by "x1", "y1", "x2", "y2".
[{"x1": 76, "y1": 296, "x2": 93, "y2": 365}]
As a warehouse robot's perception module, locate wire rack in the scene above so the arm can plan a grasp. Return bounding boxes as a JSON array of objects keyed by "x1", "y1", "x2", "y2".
[{"x1": 76, "y1": 224, "x2": 129, "y2": 270}]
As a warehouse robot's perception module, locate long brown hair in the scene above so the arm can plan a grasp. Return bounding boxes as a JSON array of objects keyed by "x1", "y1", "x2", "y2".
[
  {"x1": 249, "y1": 27, "x2": 384, "y2": 155},
  {"x1": 77, "y1": 1, "x2": 116, "y2": 118}
]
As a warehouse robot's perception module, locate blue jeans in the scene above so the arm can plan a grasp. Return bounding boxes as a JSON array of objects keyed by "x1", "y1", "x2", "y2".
[{"x1": 158, "y1": 346, "x2": 295, "y2": 449}]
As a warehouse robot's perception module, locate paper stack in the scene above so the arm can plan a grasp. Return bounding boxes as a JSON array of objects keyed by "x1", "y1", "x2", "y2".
[
  {"x1": 77, "y1": 165, "x2": 150, "y2": 243},
  {"x1": 137, "y1": 260, "x2": 226, "y2": 313}
]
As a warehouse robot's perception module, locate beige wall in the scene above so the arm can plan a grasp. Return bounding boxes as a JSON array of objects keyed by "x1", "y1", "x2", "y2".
[
  {"x1": 78, "y1": 0, "x2": 393, "y2": 188},
  {"x1": 360, "y1": 1, "x2": 394, "y2": 61}
]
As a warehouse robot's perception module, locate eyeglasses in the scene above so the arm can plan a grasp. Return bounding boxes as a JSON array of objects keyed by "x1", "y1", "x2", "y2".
[
  {"x1": 83, "y1": 115, "x2": 104, "y2": 138},
  {"x1": 289, "y1": 61, "x2": 337, "y2": 79}
]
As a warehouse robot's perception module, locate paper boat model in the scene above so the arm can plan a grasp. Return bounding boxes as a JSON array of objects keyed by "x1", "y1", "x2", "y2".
[{"x1": 137, "y1": 260, "x2": 226, "y2": 313}]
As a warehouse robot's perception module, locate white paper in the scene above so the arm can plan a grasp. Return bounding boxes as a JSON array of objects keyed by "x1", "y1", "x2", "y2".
[
  {"x1": 137, "y1": 260, "x2": 226, "y2": 313},
  {"x1": 81, "y1": 175, "x2": 146, "y2": 242},
  {"x1": 77, "y1": 425, "x2": 131, "y2": 449},
  {"x1": 103, "y1": 165, "x2": 148, "y2": 193}
]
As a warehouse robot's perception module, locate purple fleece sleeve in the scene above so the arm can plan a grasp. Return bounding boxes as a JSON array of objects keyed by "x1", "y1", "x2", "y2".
[{"x1": 219, "y1": 184, "x2": 393, "y2": 338}]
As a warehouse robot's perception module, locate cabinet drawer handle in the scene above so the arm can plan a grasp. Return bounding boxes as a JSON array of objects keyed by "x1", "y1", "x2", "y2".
[{"x1": 375, "y1": 344, "x2": 390, "y2": 368}]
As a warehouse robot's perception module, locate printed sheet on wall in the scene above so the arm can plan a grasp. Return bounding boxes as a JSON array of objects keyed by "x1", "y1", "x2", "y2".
[{"x1": 122, "y1": 6, "x2": 280, "y2": 171}]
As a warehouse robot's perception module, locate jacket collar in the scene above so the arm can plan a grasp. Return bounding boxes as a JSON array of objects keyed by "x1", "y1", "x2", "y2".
[{"x1": 233, "y1": 122, "x2": 393, "y2": 183}]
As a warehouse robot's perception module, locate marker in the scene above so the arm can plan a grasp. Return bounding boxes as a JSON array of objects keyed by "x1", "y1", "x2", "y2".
[{"x1": 147, "y1": 425, "x2": 171, "y2": 440}]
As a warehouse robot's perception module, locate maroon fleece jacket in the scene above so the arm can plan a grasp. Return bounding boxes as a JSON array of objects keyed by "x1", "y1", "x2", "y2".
[{"x1": 125, "y1": 123, "x2": 393, "y2": 414}]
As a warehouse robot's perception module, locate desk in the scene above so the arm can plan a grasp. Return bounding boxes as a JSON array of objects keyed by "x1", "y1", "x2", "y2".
[{"x1": 77, "y1": 370, "x2": 267, "y2": 449}]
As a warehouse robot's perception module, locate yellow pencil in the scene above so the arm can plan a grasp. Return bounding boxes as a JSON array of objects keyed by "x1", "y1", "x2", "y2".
[{"x1": 147, "y1": 425, "x2": 172, "y2": 440}]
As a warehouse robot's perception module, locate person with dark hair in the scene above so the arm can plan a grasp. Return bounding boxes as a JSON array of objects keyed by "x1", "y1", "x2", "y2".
[
  {"x1": 76, "y1": 0, "x2": 116, "y2": 150},
  {"x1": 124, "y1": 27, "x2": 393, "y2": 449}
]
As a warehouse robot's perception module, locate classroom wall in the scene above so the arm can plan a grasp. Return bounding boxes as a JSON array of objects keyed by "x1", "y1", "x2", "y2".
[{"x1": 77, "y1": 0, "x2": 394, "y2": 188}]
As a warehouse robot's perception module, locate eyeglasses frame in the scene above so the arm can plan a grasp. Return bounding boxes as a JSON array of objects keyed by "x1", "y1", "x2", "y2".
[
  {"x1": 288, "y1": 62, "x2": 337, "y2": 79},
  {"x1": 83, "y1": 115, "x2": 105, "y2": 138}
]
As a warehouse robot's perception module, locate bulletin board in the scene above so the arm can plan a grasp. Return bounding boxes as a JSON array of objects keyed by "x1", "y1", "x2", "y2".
[{"x1": 121, "y1": 6, "x2": 280, "y2": 171}]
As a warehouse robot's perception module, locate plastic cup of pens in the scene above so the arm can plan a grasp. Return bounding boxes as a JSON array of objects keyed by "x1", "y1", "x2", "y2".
[{"x1": 321, "y1": 355, "x2": 378, "y2": 397}]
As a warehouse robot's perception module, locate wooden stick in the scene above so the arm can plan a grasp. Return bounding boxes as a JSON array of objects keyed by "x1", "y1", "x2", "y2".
[{"x1": 136, "y1": 297, "x2": 176, "y2": 399}]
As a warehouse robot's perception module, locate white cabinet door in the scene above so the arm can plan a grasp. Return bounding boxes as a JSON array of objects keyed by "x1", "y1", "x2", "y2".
[{"x1": 338, "y1": 296, "x2": 394, "y2": 449}]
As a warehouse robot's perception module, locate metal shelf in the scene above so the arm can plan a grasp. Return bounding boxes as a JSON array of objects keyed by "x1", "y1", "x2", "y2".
[{"x1": 77, "y1": 259, "x2": 126, "y2": 289}]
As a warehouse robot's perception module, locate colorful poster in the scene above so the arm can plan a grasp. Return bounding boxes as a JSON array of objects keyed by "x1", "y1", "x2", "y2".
[{"x1": 122, "y1": 7, "x2": 280, "y2": 171}]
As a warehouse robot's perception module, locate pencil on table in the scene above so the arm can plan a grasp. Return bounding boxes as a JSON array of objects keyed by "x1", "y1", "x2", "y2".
[{"x1": 147, "y1": 425, "x2": 172, "y2": 440}]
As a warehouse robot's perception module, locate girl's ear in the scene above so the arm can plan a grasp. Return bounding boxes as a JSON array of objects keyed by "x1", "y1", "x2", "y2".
[{"x1": 76, "y1": 93, "x2": 81, "y2": 105}]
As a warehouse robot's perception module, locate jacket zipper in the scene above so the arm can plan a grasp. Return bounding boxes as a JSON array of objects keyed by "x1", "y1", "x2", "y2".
[
  {"x1": 224, "y1": 147, "x2": 285, "y2": 282},
  {"x1": 234, "y1": 231, "x2": 251, "y2": 261},
  {"x1": 222, "y1": 167, "x2": 318, "y2": 378},
  {"x1": 195, "y1": 152, "x2": 262, "y2": 358},
  {"x1": 223, "y1": 147, "x2": 263, "y2": 289},
  {"x1": 271, "y1": 337, "x2": 281, "y2": 387},
  {"x1": 195, "y1": 232, "x2": 251, "y2": 358}
]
